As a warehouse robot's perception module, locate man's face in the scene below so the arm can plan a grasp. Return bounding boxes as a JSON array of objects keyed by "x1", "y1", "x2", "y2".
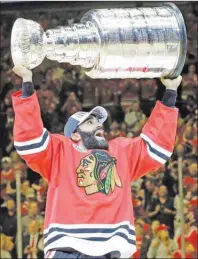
[
  {"x1": 145, "y1": 180, "x2": 154, "y2": 192},
  {"x1": 189, "y1": 163, "x2": 197, "y2": 177},
  {"x1": 76, "y1": 154, "x2": 96, "y2": 187},
  {"x1": 28, "y1": 202, "x2": 38, "y2": 216},
  {"x1": 2, "y1": 161, "x2": 11, "y2": 170},
  {"x1": 189, "y1": 64, "x2": 195, "y2": 73},
  {"x1": 22, "y1": 181, "x2": 30, "y2": 191},
  {"x1": 77, "y1": 115, "x2": 109, "y2": 150},
  {"x1": 158, "y1": 185, "x2": 167, "y2": 197},
  {"x1": 133, "y1": 102, "x2": 140, "y2": 112},
  {"x1": 6, "y1": 199, "x2": 15, "y2": 210},
  {"x1": 159, "y1": 230, "x2": 169, "y2": 240}
]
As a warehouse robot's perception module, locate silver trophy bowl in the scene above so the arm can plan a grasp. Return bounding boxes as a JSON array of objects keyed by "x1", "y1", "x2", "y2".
[
  {"x1": 11, "y1": 3, "x2": 187, "y2": 79},
  {"x1": 11, "y1": 18, "x2": 45, "y2": 69}
]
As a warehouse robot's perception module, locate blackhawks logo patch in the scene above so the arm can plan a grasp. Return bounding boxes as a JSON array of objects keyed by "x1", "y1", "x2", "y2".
[{"x1": 76, "y1": 150, "x2": 122, "y2": 195}]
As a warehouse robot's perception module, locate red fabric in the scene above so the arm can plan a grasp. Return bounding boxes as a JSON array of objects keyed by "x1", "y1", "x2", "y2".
[
  {"x1": 183, "y1": 176, "x2": 196, "y2": 186},
  {"x1": 12, "y1": 90, "x2": 178, "y2": 256},
  {"x1": 37, "y1": 186, "x2": 45, "y2": 197},
  {"x1": 177, "y1": 228, "x2": 198, "y2": 251},
  {"x1": 156, "y1": 224, "x2": 168, "y2": 232},
  {"x1": 143, "y1": 223, "x2": 150, "y2": 233},
  {"x1": 132, "y1": 198, "x2": 141, "y2": 207},
  {"x1": 172, "y1": 250, "x2": 194, "y2": 259},
  {"x1": 132, "y1": 235, "x2": 142, "y2": 258},
  {"x1": 0, "y1": 169, "x2": 15, "y2": 182},
  {"x1": 21, "y1": 201, "x2": 29, "y2": 216},
  {"x1": 189, "y1": 199, "x2": 198, "y2": 208},
  {"x1": 132, "y1": 250, "x2": 140, "y2": 259}
]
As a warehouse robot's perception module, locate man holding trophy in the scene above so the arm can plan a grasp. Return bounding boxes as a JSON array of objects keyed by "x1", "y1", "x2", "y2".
[{"x1": 11, "y1": 3, "x2": 186, "y2": 259}]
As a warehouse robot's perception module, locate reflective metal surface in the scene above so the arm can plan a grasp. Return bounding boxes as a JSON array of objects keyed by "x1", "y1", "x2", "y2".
[
  {"x1": 11, "y1": 18, "x2": 45, "y2": 69},
  {"x1": 11, "y1": 3, "x2": 187, "y2": 78}
]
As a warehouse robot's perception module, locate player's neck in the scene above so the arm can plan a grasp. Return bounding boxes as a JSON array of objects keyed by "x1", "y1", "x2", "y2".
[{"x1": 73, "y1": 140, "x2": 88, "y2": 153}]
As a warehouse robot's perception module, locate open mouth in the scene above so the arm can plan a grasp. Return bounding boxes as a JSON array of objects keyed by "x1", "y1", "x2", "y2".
[
  {"x1": 78, "y1": 178, "x2": 84, "y2": 185},
  {"x1": 94, "y1": 129, "x2": 104, "y2": 138}
]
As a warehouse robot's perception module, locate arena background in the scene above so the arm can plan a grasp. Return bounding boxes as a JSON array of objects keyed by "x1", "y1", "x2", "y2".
[{"x1": 0, "y1": 1, "x2": 197, "y2": 258}]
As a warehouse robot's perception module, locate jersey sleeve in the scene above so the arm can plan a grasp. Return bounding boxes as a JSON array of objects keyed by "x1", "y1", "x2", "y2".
[
  {"x1": 118, "y1": 101, "x2": 178, "y2": 182},
  {"x1": 12, "y1": 90, "x2": 63, "y2": 183}
]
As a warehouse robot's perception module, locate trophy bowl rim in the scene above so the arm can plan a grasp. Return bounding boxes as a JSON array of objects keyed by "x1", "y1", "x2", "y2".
[
  {"x1": 11, "y1": 18, "x2": 27, "y2": 67},
  {"x1": 162, "y1": 2, "x2": 187, "y2": 78},
  {"x1": 11, "y1": 18, "x2": 45, "y2": 69}
]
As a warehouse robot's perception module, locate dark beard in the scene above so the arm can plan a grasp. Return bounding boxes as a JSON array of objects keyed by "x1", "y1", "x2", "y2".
[{"x1": 78, "y1": 129, "x2": 109, "y2": 150}]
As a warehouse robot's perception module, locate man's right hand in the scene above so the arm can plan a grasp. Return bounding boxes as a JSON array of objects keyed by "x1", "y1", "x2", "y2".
[
  {"x1": 12, "y1": 65, "x2": 32, "y2": 82},
  {"x1": 160, "y1": 75, "x2": 182, "y2": 91}
]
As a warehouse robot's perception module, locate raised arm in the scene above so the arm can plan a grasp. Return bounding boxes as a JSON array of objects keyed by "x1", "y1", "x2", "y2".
[
  {"x1": 12, "y1": 65, "x2": 64, "y2": 183},
  {"x1": 123, "y1": 76, "x2": 182, "y2": 181}
]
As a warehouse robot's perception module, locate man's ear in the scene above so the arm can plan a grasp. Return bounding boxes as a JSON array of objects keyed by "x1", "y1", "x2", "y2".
[{"x1": 71, "y1": 132, "x2": 81, "y2": 142}]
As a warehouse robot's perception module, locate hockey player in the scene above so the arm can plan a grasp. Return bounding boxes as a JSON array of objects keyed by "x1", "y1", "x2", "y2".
[{"x1": 12, "y1": 65, "x2": 181, "y2": 258}]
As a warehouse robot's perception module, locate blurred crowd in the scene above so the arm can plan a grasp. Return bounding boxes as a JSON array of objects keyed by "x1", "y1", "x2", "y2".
[{"x1": 0, "y1": 2, "x2": 198, "y2": 259}]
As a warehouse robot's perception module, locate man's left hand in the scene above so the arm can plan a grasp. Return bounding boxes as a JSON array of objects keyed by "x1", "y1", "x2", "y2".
[{"x1": 160, "y1": 75, "x2": 182, "y2": 91}]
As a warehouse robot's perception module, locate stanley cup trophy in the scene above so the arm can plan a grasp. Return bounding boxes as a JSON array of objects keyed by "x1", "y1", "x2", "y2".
[{"x1": 11, "y1": 3, "x2": 187, "y2": 79}]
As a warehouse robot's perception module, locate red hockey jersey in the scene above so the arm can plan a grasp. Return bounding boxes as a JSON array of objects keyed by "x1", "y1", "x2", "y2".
[{"x1": 12, "y1": 90, "x2": 178, "y2": 258}]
